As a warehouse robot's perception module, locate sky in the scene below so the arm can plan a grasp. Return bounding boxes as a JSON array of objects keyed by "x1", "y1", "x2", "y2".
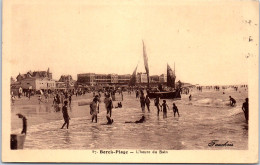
[{"x1": 5, "y1": 0, "x2": 259, "y2": 85}]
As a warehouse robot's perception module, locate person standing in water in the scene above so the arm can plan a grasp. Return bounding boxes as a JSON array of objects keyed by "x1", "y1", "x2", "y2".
[
  {"x1": 242, "y1": 98, "x2": 249, "y2": 122},
  {"x1": 61, "y1": 101, "x2": 70, "y2": 129},
  {"x1": 90, "y1": 96, "x2": 99, "y2": 123},
  {"x1": 162, "y1": 100, "x2": 169, "y2": 118},
  {"x1": 68, "y1": 94, "x2": 72, "y2": 107},
  {"x1": 104, "y1": 93, "x2": 113, "y2": 117},
  {"x1": 189, "y1": 94, "x2": 192, "y2": 101},
  {"x1": 173, "y1": 103, "x2": 180, "y2": 117},
  {"x1": 154, "y1": 96, "x2": 161, "y2": 116},
  {"x1": 145, "y1": 95, "x2": 151, "y2": 112},
  {"x1": 140, "y1": 92, "x2": 146, "y2": 112}
]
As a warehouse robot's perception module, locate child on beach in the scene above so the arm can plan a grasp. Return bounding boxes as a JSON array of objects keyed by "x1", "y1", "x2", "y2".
[
  {"x1": 161, "y1": 100, "x2": 169, "y2": 118},
  {"x1": 90, "y1": 96, "x2": 99, "y2": 123},
  {"x1": 173, "y1": 103, "x2": 180, "y2": 117}
]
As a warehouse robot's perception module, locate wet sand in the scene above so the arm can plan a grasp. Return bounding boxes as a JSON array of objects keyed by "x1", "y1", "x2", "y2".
[{"x1": 11, "y1": 87, "x2": 248, "y2": 150}]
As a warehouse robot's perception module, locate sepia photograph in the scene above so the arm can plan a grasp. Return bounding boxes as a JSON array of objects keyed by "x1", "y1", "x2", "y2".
[{"x1": 2, "y1": 0, "x2": 259, "y2": 163}]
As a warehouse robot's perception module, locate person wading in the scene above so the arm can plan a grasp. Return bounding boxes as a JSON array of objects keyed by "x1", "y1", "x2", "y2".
[
  {"x1": 90, "y1": 96, "x2": 99, "y2": 123},
  {"x1": 104, "y1": 93, "x2": 113, "y2": 117},
  {"x1": 145, "y1": 95, "x2": 151, "y2": 112},
  {"x1": 242, "y1": 98, "x2": 249, "y2": 122},
  {"x1": 61, "y1": 101, "x2": 70, "y2": 129},
  {"x1": 154, "y1": 96, "x2": 161, "y2": 116}
]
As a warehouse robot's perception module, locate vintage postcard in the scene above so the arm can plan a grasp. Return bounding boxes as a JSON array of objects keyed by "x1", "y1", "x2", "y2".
[{"x1": 2, "y1": 0, "x2": 259, "y2": 163}]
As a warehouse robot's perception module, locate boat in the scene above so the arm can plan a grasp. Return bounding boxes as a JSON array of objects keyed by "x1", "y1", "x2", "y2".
[
  {"x1": 146, "y1": 63, "x2": 181, "y2": 99},
  {"x1": 135, "y1": 41, "x2": 181, "y2": 99}
]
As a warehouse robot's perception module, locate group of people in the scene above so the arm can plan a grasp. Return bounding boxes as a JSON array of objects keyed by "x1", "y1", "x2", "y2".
[
  {"x1": 53, "y1": 92, "x2": 72, "y2": 111},
  {"x1": 153, "y1": 96, "x2": 180, "y2": 118},
  {"x1": 229, "y1": 95, "x2": 249, "y2": 122},
  {"x1": 59, "y1": 89, "x2": 249, "y2": 130},
  {"x1": 89, "y1": 93, "x2": 114, "y2": 124}
]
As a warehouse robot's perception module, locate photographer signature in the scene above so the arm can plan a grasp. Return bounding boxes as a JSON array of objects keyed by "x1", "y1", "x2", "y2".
[{"x1": 208, "y1": 140, "x2": 233, "y2": 147}]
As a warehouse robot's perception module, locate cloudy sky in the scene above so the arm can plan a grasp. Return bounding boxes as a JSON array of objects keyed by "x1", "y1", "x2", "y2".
[{"x1": 5, "y1": 0, "x2": 258, "y2": 85}]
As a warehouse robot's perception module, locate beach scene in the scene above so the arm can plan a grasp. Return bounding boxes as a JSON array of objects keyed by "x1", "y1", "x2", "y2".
[
  {"x1": 11, "y1": 86, "x2": 248, "y2": 150},
  {"x1": 7, "y1": 1, "x2": 255, "y2": 152}
]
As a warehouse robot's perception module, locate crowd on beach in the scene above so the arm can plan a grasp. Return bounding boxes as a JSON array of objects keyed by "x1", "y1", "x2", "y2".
[{"x1": 11, "y1": 85, "x2": 249, "y2": 131}]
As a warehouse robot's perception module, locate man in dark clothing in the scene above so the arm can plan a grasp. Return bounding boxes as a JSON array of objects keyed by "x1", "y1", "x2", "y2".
[
  {"x1": 242, "y1": 98, "x2": 249, "y2": 121},
  {"x1": 61, "y1": 101, "x2": 70, "y2": 129}
]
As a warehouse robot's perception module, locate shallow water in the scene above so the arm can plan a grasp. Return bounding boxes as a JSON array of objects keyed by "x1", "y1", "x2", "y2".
[{"x1": 11, "y1": 90, "x2": 248, "y2": 150}]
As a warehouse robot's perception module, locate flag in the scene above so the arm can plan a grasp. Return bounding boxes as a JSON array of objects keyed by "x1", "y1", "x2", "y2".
[
  {"x1": 167, "y1": 63, "x2": 176, "y2": 88},
  {"x1": 129, "y1": 65, "x2": 138, "y2": 86}
]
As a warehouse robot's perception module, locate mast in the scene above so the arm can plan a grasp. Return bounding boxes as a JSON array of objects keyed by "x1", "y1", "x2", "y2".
[
  {"x1": 167, "y1": 63, "x2": 176, "y2": 89},
  {"x1": 142, "y1": 40, "x2": 150, "y2": 88}
]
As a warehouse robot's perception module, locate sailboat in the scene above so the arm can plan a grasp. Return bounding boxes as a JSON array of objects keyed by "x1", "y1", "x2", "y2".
[
  {"x1": 142, "y1": 41, "x2": 181, "y2": 99},
  {"x1": 146, "y1": 63, "x2": 181, "y2": 99}
]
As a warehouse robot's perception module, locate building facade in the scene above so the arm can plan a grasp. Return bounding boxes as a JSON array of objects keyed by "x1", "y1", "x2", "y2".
[
  {"x1": 16, "y1": 68, "x2": 53, "y2": 82},
  {"x1": 58, "y1": 75, "x2": 75, "y2": 89},
  {"x1": 159, "y1": 74, "x2": 167, "y2": 83},
  {"x1": 77, "y1": 73, "x2": 131, "y2": 85},
  {"x1": 77, "y1": 73, "x2": 95, "y2": 86},
  {"x1": 20, "y1": 77, "x2": 56, "y2": 90}
]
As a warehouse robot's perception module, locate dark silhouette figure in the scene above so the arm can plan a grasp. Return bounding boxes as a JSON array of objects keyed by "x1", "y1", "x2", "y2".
[
  {"x1": 125, "y1": 115, "x2": 145, "y2": 123},
  {"x1": 145, "y1": 95, "x2": 150, "y2": 112},
  {"x1": 173, "y1": 103, "x2": 180, "y2": 117},
  {"x1": 90, "y1": 96, "x2": 99, "y2": 123},
  {"x1": 61, "y1": 101, "x2": 70, "y2": 129},
  {"x1": 162, "y1": 100, "x2": 169, "y2": 118},
  {"x1": 16, "y1": 114, "x2": 27, "y2": 134},
  {"x1": 115, "y1": 102, "x2": 122, "y2": 108},
  {"x1": 229, "y1": 96, "x2": 236, "y2": 106},
  {"x1": 106, "y1": 116, "x2": 114, "y2": 125},
  {"x1": 154, "y1": 96, "x2": 161, "y2": 116},
  {"x1": 242, "y1": 98, "x2": 249, "y2": 122},
  {"x1": 135, "y1": 116, "x2": 145, "y2": 123}
]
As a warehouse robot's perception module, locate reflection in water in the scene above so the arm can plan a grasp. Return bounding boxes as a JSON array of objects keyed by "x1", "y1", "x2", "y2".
[
  {"x1": 11, "y1": 95, "x2": 248, "y2": 150},
  {"x1": 63, "y1": 131, "x2": 71, "y2": 144}
]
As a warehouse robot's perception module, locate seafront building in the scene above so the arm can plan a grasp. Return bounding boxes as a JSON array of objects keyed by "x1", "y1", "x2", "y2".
[
  {"x1": 77, "y1": 72, "x2": 167, "y2": 86},
  {"x1": 11, "y1": 68, "x2": 170, "y2": 94},
  {"x1": 77, "y1": 73, "x2": 132, "y2": 86},
  {"x1": 14, "y1": 68, "x2": 56, "y2": 90}
]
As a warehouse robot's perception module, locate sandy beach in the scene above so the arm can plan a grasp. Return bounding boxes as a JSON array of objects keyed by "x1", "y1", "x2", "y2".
[{"x1": 11, "y1": 86, "x2": 248, "y2": 150}]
